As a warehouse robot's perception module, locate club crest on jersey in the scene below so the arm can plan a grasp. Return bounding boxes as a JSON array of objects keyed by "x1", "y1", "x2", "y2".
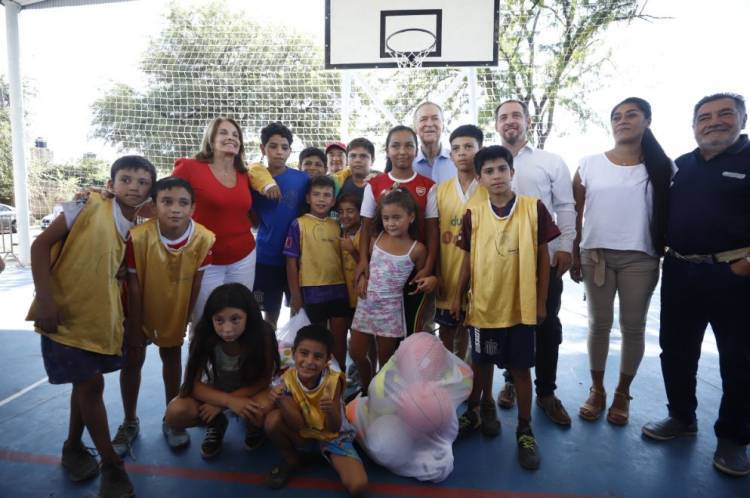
[{"x1": 415, "y1": 186, "x2": 427, "y2": 196}]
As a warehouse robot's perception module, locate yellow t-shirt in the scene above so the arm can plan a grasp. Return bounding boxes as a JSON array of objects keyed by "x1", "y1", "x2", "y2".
[
  {"x1": 130, "y1": 219, "x2": 215, "y2": 347},
  {"x1": 465, "y1": 196, "x2": 539, "y2": 328},
  {"x1": 436, "y1": 178, "x2": 485, "y2": 310},
  {"x1": 298, "y1": 214, "x2": 345, "y2": 287},
  {"x1": 27, "y1": 195, "x2": 128, "y2": 355},
  {"x1": 340, "y1": 228, "x2": 361, "y2": 308},
  {"x1": 247, "y1": 162, "x2": 278, "y2": 193},
  {"x1": 282, "y1": 367, "x2": 344, "y2": 441}
]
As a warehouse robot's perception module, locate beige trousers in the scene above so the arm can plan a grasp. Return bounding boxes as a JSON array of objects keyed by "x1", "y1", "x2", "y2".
[{"x1": 581, "y1": 248, "x2": 660, "y2": 376}]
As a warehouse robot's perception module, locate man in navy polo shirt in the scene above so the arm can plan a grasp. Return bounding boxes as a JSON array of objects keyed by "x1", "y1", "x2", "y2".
[{"x1": 642, "y1": 93, "x2": 750, "y2": 477}]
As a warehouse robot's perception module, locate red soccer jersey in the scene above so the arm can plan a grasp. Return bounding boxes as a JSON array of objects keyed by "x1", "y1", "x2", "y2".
[{"x1": 368, "y1": 172, "x2": 435, "y2": 242}]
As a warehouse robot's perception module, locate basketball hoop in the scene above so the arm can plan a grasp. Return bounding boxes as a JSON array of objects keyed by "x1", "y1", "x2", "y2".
[{"x1": 385, "y1": 28, "x2": 437, "y2": 69}]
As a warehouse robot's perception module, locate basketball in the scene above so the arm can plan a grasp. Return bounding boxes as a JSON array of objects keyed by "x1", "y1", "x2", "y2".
[
  {"x1": 398, "y1": 382, "x2": 452, "y2": 435},
  {"x1": 395, "y1": 332, "x2": 450, "y2": 383}
]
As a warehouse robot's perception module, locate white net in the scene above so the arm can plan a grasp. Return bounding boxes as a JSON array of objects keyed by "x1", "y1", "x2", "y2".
[
  {"x1": 0, "y1": 0, "x2": 654, "y2": 233},
  {"x1": 88, "y1": 2, "x2": 474, "y2": 173},
  {"x1": 384, "y1": 28, "x2": 439, "y2": 69}
]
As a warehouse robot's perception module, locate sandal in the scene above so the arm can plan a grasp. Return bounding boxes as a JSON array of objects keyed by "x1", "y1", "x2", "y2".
[
  {"x1": 607, "y1": 391, "x2": 633, "y2": 426},
  {"x1": 266, "y1": 460, "x2": 297, "y2": 489},
  {"x1": 579, "y1": 387, "x2": 606, "y2": 421}
]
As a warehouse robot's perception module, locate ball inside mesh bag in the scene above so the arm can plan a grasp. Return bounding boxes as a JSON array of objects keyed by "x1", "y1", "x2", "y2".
[
  {"x1": 366, "y1": 363, "x2": 398, "y2": 416},
  {"x1": 398, "y1": 381, "x2": 452, "y2": 435},
  {"x1": 395, "y1": 332, "x2": 450, "y2": 383},
  {"x1": 365, "y1": 414, "x2": 413, "y2": 468}
]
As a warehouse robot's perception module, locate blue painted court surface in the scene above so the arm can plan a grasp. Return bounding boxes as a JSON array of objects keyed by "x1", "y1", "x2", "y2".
[{"x1": 0, "y1": 264, "x2": 746, "y2": 497}]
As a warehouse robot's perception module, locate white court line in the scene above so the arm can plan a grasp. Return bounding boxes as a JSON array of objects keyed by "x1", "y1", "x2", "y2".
[{"x1": 0, "y1": 377, "x2": 48, "y2": 408}]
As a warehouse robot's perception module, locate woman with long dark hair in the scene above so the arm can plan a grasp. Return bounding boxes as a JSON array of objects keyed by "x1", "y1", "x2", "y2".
[
  {"x1": 570, "y1": 97, "x2": 672, "y2": 425},
  {"x1": 165, "y1": 283, "x2": 280, "y2": 459}
]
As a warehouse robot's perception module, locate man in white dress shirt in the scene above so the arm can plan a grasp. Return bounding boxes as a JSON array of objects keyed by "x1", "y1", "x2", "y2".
[{"x1": 494, "y1": 99, "x2": 576, "y2": 426}]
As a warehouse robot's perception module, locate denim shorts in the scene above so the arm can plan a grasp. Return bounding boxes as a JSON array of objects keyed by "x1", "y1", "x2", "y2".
[{"x1": 41, "y1": 335, "x2": 123, "y2": 384}]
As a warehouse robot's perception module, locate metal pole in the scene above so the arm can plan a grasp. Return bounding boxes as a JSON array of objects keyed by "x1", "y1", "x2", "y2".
[
  {"x1": 340, "y1": 71, "x2": 351, "y2": 140},
  {"x1": 467, "y1": 67, "x2": 478, "y2": 125},
  {"x1": 5, "y1": 1, "x2": 31, "y2": 266}
]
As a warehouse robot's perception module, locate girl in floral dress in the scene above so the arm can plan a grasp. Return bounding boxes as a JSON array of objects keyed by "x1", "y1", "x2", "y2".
[{"x1": 349, "y1": 189, "x2": 427, "y2": 392}]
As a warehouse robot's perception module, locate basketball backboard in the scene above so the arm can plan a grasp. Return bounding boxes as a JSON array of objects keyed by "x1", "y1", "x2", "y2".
[{"x1": 325, "y1": 0, "x2": 499, "y2": 69}]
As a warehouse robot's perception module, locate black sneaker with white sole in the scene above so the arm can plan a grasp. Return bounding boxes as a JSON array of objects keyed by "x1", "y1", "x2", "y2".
[
  {"x1": 201, "y1": 413, "x2": 228, "y2": 459},
  {"x1": 516, "y1": 427, "x2": 540, "y2": 470}
]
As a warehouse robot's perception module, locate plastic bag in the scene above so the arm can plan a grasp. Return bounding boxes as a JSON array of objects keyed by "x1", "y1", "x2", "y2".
[
  {"x1": 276, "y1": 309, "x2": 311, "y2": 348},
  {"x1": 276, "y1": 310, "x2": 311, "y2": 370},
  {"x1": 345, "y1": 332, "x2": 473, "y2": 482}
]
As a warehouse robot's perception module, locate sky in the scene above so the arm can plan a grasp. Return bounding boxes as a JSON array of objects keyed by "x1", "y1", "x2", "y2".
[{"x1": 1, "y1": 0, "x2": 749, "y2": 170}]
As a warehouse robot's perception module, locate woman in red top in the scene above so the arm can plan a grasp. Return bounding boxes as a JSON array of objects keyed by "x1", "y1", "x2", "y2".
[{"x1": 173, "y1": 116, "x2": 279, "y2": 323}]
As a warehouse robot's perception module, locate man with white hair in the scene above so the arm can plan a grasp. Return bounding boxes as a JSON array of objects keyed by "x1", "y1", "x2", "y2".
[{"x1": 412, "y1": 101, "x2": 456, "y2": 185}]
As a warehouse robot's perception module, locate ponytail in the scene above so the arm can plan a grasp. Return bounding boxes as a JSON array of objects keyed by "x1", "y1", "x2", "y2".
[{"x1": 641, "y1": 127, "x2": 671, "y2": 256}]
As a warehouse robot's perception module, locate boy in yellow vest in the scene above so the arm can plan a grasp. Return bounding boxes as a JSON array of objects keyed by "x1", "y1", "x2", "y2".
[
  {"x1": 451, "y1": 145, "x2": 559, "y2": 470},
  {"x1": 284, "y1": 176, "x2": 349, "y2": 370},
  {"x1": 337, "y1": 193, "x2": 362, "y2": 314},
  {"x1": 112, "y1": 176, "x2": 215, "y2": 456},
  {"x1": 28, "y1": 155, "x2": 156, "y2": 497},
  {"x1": 265, "y1": 324, "x2": 367, "y2": 495},
  {"x1": 436, "y1": 125, "x2": 484, "y2": 363}
]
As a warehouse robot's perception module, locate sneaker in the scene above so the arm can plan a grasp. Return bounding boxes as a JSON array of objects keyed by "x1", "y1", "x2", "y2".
[
  {"x1": 537, "y1": 395, "x2": 572, "y2": 426},
  {"x1": 498, "y1": 382, "x2": 516, "y2": 409},
  {"x1": 201, "y1": 413, "x2": 228, "y2": 459},
  {"x1": 642, "y1": 416, "x2": 698, "y2": 441},
  {"x1": 244, "y1": 425, "x2": 265, "y2": 451},
  {"x1": 111, "y1": 418, "x2": 139, "y2": 458},
  {"x1": 61, "y1": 440, "x2": 99, "y2": 482},
  {"x1": 516, "y1": 427, "x2": 541, "y2": 470},
  {"x1": 480, "y1": 399, "x2": 501, "y2": 437},
  {"x1": 162, "y1": 419, "x2": 190, "y2": 450},
  {"x1": 458, "y1": 406, "x2": 480, "y2": 436},
  {"x1": 347, "y1": 362, "x2": 361, "y2": 386},
  {"x1": 266, "y1": 460, "x2": 297, "y2": 489},
  {"x1": 713, "y1": 438, "x2": 750, "y2": 477},
  {"x1": 99, "y1": 460, "x2": 134, "y2": 498}
]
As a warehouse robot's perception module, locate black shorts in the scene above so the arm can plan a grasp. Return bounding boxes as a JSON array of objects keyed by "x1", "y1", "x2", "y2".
[
  {"x1": 469, "y1": 325, "x2": 535, "y2": 369},
  {"x1": 253, "y1": 263, "x2": 290, "y2": 314},
  {"x1": 435, "y1": 308, "x2": 465, "y2": 328},
  {"x1": 402, "y1": 269, "x2": 436, "y2": 335},
  {"x1": 304, "y1": 299, "x2": 351, "y2": 324}
]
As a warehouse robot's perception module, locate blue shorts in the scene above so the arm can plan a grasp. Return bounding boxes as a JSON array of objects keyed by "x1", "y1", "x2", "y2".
[
  {"x1": 435, "y1": 308, "x2": 465, "y2": 328},
  {"x1": 253, "y1": 263, "x2": 290, "y2": 314},
  {"x1": 469, "y1": 325, "x2": 535, "y2": 369},
  {"x1": 299, "y1": 432, "x2": 361, "y2": 463},
  {"x1": 41, "y1": 335, "x2": 123, "y2": 384}
]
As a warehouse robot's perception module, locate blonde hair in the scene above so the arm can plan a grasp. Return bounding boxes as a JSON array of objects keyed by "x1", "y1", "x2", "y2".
[{"x1": 195, "y1": 116, "x2": 247, "y2": 172}]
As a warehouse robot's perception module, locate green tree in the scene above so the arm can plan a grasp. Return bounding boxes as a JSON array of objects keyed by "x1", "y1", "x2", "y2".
[
  {"x1": 91, "y1": 1, "x2": 339, "y2": 171},
  {"x1": 0, "y1": 76, "x2": 13, "y2": 205},
  {"x1": 479, "y1": 0, "x2": 655, "y2": 148},
  {"x1": 26, "y1": 154, "x2": 109, "y2": 219}
]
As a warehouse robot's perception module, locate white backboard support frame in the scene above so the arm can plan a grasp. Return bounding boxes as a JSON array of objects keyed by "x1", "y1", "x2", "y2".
[{"x1": 325, "y1": 0, "x2": 499, "y2": 69}]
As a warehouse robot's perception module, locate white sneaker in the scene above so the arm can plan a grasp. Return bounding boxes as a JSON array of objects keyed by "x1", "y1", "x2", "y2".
[{"x1": 162, "y1": 419, "x2": 190, "y2": 450}]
